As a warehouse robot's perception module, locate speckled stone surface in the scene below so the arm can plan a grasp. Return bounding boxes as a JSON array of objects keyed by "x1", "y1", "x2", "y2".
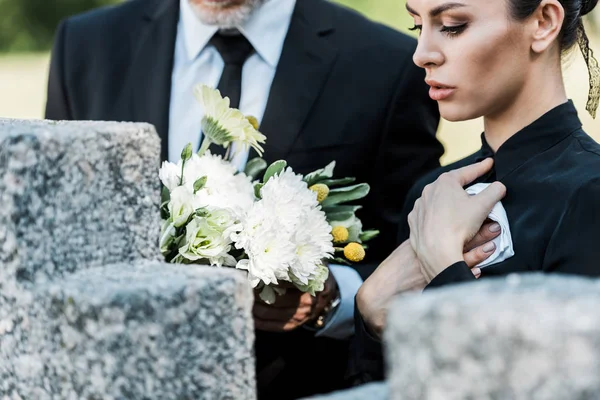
[
  {"x1": 2, "y1": 263, "x2": 255, "y2": 400},
  {"x1": 0, "y1": 119, "x2": 162, "y2": 285},
  {"x1": 303, "y1": 383, "x2": 388, "y2": 400},
  {"x1": 386, "y1": 274, "x2": 600, "y2": 400},
  {"x1": 0, "y1": 120, "x2": 256, "y2": 399}
]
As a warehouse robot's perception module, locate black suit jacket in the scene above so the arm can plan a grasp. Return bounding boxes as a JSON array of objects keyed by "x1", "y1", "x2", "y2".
[{"x1": 46, "y1": 0, "x2": 443, "y2": 398}]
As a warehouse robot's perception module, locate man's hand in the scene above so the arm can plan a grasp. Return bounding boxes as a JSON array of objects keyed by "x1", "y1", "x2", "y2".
[
  {"x1": 254, "y1": 271, "x2": 338, "y2": 332},
  {"x1": 357, "y1": 221, "x2": 501, "y2": 338}
]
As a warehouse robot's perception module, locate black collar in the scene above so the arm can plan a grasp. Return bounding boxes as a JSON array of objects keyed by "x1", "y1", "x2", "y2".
[{"x1": 476, "y1": 100, "x2": 582, "y2": 179}]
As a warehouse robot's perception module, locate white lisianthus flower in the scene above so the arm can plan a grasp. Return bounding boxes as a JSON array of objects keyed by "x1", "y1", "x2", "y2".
[
  {"x1": 178, "y1": 208, "x2": 240, "y2": 267},
  {"x1": 233, "y1": 168, "x2": 334, "y2": 299},
  {"x1": 159, "y1": 160, "x2": 181, "y2": 192},
  {"x1": 194, "y1": 84, "x2": 266, "y2": 156},
  {"x1": 168, "y1": 186, "x2": 199, "y2": 228}
]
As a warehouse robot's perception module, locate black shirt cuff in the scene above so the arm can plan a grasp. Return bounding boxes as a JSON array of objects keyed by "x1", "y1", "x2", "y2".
[
  {"x1": 347, "y1": 301, "x2": 385, "y2": 384},
  {"x1": 425, "y1": 261, "x2": 476, "y2": 290}
]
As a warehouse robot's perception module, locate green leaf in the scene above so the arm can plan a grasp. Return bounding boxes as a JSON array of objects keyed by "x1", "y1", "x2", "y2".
[
  {"x1": 319, "y1": 177, "x2": 356, "y2": 187},
  {"x1": 193, "y1": 176, "x2": 207, "y2": 193},
  {"x1": 181, "y1": 143, "x2": 193, "y2": 161},
  {"x1": 161, "y1": 185, "x2": 170, "y2": 204},
  {"x1": 322, "y1": 205, "x2": 363, "y2": 214},
  {"x1": 326, "y1": 211, "x2": 355, "y2": 222},
  {"x1": 160, "y1": 186, "x2": 171, "y2": 219},
  {"x1": 321, "y1": 183, "x2": 370, "y2": 207},
  {"x1": 254, "y1": 182, "x2": 265, "y2": 199},
  {"x1": 245, "y1": 157, "x2": 268, "y2": 180},
  {"x1": 359, "y1": 230, "x2": 380, "y2": 243},
  {"x1": 263, "y1": 160, "x2": 287, "y2": 183},
  {"x1": 303, "y1": 161, "x2": 336, "y2": 186},
  {"x1": 195, "y1": 208, "x2": 209, "y2": 218},
  {"x1": 332, "y1": 257, "x2": 352, "y2": 266}
]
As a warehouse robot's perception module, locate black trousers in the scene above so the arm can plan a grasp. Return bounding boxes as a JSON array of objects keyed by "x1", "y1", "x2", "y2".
[{"x1": 256, "y1": 329, "x2": 352, "y2": 399}]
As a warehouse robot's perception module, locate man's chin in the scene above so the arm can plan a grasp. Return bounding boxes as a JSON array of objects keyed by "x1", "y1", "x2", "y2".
[{"x1": 189, "y1": 0, "x2": 265, "y2": 28}]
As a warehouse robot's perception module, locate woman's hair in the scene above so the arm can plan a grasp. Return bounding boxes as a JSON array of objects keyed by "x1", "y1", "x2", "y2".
[{"x1": 507, "y1": 0, "x2": 600, "y2": 116}]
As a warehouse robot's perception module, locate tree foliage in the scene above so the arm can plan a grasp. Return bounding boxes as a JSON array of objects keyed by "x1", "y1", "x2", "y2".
[{"x1": 0, "y1": 0, "x2": 121, "y2": 52}]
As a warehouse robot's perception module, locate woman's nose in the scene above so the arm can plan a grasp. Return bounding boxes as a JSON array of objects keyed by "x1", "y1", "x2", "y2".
[{"x1": 412, "y1": 32, "x2": 444, "y2": 69}]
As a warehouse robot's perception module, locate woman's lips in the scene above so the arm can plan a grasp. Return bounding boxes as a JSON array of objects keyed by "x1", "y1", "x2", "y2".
[
  {"x1": 426, "y1": 80, "x2": 456, "y2": 101},
  {"x1": 429, "y1": 87, "x2": 455, "y2": 101}
]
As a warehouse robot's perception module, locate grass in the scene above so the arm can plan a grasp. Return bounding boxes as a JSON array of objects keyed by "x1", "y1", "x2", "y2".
[{"x1": 1, "y1": 2, "x2": 599, "y2": 165}]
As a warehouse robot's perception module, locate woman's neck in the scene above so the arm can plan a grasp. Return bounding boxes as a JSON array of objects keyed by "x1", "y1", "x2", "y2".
[{"x1": 483, "y1": 62, "x2": 568, "y2": 152}]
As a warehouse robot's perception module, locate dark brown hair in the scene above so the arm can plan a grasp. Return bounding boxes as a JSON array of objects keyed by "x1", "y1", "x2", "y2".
[{"x1": 508, "y1": 0, "x2": 598, "y2": 50}]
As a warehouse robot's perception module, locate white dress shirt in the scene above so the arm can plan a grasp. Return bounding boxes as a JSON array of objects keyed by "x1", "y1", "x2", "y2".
[{"x1": 169, "y1": 0, "x2": 363, "y2": 339}]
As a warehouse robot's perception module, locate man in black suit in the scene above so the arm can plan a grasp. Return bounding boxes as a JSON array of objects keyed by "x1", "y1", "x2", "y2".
[{"x1": 45, "y1": 0, "x2": 443, "y2": 398}]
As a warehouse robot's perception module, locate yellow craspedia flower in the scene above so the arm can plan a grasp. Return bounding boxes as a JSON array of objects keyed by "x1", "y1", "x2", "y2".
[
  {"x1": 331, "y1": 226, "x2": 349, "y2": 243},
  {"x1": 309, "y1": 183, "x2": 329, "y2": 202},
  {"x1": 344, "y1": 243, "x2": 365, "y2": 262},
  {"x1": 246, "y1": 115, "x2": 260, "y2": 130}
]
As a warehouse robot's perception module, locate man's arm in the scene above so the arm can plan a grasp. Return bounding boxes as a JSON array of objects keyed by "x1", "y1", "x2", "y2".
[
  {"x1": 317, "y1": 50, "x2": 443, "y2": 338},
  {"x1": 356, "y1": 48, "x2": 443, "y2": 279},
  {"x1": 45, "y1": 20, "x2": 72, "y2": 120}
]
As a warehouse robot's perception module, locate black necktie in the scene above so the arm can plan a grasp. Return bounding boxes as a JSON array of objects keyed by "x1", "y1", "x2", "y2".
[{"x1": 204, "y1": 31, "x2": 254, "y2": 157}]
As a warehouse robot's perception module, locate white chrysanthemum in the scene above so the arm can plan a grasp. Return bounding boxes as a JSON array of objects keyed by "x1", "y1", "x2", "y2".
[
  {"x1": 167, "y1": 153, "x2": 255, "y2": 213},
  {"x1": 194, "y1": 84, "x2": 266, "y2": 156},
  {"x1": 260, "y1": 168, "x2": 320, "y2": 228},
  {"x1": 233, "y1": 168, "x2": 333, "y2": 297},
  {"x1": 289, "y1": 209, "x2": 334, "y2": 285}
]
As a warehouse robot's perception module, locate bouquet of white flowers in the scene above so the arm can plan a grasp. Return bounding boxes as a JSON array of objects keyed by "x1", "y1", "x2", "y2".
[{"x1": 159, "y1": 85, "x2": 378, "y2": 303}]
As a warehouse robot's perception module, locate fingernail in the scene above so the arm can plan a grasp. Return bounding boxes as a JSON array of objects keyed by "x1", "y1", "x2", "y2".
[
  {"x1": 483, "y1": 242, "x2": 495, "y2": 253},
  {"x1": 488, "y1": 223, "x2": 501, "y2": 233},
  {"x1": 473, "y1": 268, "x2": 481, "y2": 278}
]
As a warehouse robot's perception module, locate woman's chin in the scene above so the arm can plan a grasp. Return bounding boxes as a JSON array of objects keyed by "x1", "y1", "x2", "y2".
[{"x1": 439, "y1": 103, "x2": 481, "y2": 122}]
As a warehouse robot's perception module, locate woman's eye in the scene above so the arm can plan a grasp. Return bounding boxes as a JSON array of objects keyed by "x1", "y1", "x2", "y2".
[
  {"x1": 440, "y1": 23, "x2": 467, "y2": 37},
  {"x1": 408, "y1": 24, "x2": 423, "y2": 33}
]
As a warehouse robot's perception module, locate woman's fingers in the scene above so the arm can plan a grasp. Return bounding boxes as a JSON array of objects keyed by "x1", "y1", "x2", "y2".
[
  {"x1": 464, "y1": 241, "x2": 496, "y2": 268},
  {"x1": 464, "y1": 221, "x2": 501, "y2": 252},
  {"x1": 448, "y1": 158, "x2": 495, "y2": 187},
  {"x1": 473, "y1": 181, "x2": 507, "y2": 216}
]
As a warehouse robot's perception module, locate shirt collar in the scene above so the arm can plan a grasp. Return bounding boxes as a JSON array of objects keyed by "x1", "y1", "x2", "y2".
[
  {"x1": 180, "y1": 0, "x2": 297, "y2": 67},
  {"x1": 477, "y1": 100, "x2": 582, "y2": 179}
]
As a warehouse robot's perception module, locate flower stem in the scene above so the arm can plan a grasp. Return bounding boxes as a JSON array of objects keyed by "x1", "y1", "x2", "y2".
[
  {"x1": 198, "y1": 137, "x2": 212, "y2": 157},
  {"x1": 179, "y1": 159, "x2": 186, "y2": 186}
]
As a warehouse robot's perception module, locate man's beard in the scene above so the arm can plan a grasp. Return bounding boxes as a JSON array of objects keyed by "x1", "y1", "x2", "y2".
[{"x1": 188, "y1": 0, "x2": 268, "y2": 29}]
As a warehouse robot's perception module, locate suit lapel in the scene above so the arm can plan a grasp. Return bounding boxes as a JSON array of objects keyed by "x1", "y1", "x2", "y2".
[
  {"x1": 259, "y1": 0, "x2": 338, "y2": 163},
  {"x1": 129, "y1": 0, "x2": 180, "y2": 162}
]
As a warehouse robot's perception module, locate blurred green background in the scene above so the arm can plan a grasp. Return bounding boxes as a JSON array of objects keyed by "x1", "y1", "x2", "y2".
[
  {"x1": 0, "y1": 0, "x2": 598, "y2": 164},
  {"x1": 0, "y1": 0, "x2": 411, "y2": 52}
]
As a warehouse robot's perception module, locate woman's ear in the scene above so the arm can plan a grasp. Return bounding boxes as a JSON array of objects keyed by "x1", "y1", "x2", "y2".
[{"x1": 530, "y1": 0, "x2": 565, "y2": 53}]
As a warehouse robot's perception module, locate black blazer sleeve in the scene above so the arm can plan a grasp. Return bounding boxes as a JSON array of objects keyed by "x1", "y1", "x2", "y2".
[
  {"x1": 348, "y1": 301, "x2": 386, "y2": 384},
  {"x1": 45, "y1": 20, "x2": 72, "y2": 121},
  {"x1": 354, "y1": 51, "x2": 443, "y2": 280}
]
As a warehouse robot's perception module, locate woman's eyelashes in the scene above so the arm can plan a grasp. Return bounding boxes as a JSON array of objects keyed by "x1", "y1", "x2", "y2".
[
  {"x1": 408, "y1": 24, "x2": 422, "y2": 33},
  {"x1": 408, "y1": 23, "x2": 468, "y2": 37},
  {"x1": 440, "y1": 23, "x2": 468, "y2": 37}
]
